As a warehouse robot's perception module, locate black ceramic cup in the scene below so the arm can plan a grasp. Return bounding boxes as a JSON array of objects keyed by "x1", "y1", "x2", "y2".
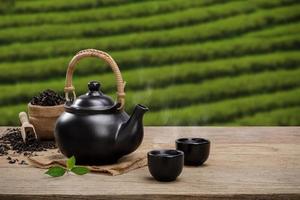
[
  {"x1": 147, "y1": 149, "x2": 184, "y2": 182},
  {"x1": 176, "y1": 138, "x2": 210, "y2": 166}
]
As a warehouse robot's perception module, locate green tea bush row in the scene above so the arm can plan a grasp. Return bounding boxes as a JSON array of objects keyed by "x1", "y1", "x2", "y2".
[
  {"x1": 2, "y1": 5, "x2": 299, "y2": 62},
  {"x1": 0, "y1": 2, "x2": 298, "y2": 45},
  {"x1": 0, "y1": 51, "x2": 299, "y2": 106},
  {"x1": 0, "y1": 34, "x2": 299, "y2": 83},
  {"x1": 1, "y1": 86, "x2": 300, "y2": 126},
  {"x1": 246, "y1": 22, "x2": 300, "y2": 38},
  {"x1": 124, "y1": 68, "x2": 300, "y2": 111},
  {"x1": 144, "y1": 87, "x2": 300, "y2": 125},
  {"x1": 228, "y1": 106, "x2": 300, "y2": 125},
  {"x1": 2, "y1": 67, "x2": 300, "y2": 113},
  {"x1": 0, "y1": 0, "x2": 138, "y2": 15},
  {"x1": 0, "y1": 104, "x2": 26, "y2": 125},
  {"x1": 0, "y1": 0, "x2": 221, "y2": 28}
]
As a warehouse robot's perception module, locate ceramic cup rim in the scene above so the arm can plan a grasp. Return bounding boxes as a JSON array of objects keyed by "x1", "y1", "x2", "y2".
[
  {"x1": 148, "y1": 149, "x2": 184, "y2": 159},
  {"x1": 176, "y1": 137, "x2": 210, "y2": 145}
]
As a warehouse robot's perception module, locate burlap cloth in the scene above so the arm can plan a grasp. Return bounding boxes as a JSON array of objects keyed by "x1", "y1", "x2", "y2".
[
  {"x1": 28, "y1": 149, "x2": 146, "y2": 176},
  {"x1": 28, "y1": 143, "x2": 171, "y2": 176}
]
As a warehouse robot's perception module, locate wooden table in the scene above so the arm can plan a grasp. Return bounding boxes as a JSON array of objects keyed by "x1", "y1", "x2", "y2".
[{"x1": 0, "y1": 127, "x2": 299, "y2": 200}]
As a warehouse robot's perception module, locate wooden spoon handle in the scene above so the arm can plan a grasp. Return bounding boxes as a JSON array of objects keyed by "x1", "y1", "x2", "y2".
[{"x1": 19, "y1": 112, "x2": 29, "y2": 124}]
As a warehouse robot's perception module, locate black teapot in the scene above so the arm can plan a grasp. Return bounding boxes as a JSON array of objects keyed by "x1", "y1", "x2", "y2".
[{"x1": 55, "y1": 49, "x2": 148, "y2": 165}]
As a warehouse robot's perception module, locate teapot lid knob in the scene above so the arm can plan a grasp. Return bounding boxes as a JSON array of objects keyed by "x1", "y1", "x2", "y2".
[{"x1": 88, "y1": 81, "x2": 101, "y2": 92}]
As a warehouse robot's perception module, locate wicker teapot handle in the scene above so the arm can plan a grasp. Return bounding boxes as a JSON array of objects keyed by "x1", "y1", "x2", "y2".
[{"x1": 65, "y1": 49, "x2": 126, "y2": 110}]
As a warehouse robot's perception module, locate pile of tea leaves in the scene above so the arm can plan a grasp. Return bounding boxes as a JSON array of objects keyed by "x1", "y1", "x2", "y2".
[
  {"x1": 0, "y1": 128, "x2": 56, "y2": 164},
  {"x1": 30, "y1": 89, "x2": 65, "y2": 106}
]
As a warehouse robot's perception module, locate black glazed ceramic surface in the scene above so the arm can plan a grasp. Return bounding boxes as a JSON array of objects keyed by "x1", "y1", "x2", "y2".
[
  {"x1": 176, "y1": 138, "x2": 210, "y2": 166},
  {"x1": 55, "y1": 81, "x2": 148, "y2": 165},
  {"x1": 147, "y1": 149, "x2": 184, "y2": 182}
]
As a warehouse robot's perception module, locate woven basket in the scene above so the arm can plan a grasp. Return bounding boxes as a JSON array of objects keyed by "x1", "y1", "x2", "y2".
[{"x1": 28, "y1": 103, "x2": 64, "y2": 140}]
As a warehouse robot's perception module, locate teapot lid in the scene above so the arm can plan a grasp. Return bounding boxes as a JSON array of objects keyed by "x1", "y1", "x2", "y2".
[{"x1": 65, "y1": 81, "x2": 117, "y2": 113}]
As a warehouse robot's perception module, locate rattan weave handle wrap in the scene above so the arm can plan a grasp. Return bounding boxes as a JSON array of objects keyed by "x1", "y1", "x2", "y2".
[{"x1": 65, "y1": 49, "x2": 126, "y2": 110}]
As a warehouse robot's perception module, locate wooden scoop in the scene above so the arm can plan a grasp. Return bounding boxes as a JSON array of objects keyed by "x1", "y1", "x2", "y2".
[{"x1": 19, "y1": 112, "x2": 38, "y2": 143}]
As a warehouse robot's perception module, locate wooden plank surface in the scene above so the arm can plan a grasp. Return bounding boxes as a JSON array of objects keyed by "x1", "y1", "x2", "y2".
[{"x1": 0, "y1": 127, "x2": 299, "y2": 200}]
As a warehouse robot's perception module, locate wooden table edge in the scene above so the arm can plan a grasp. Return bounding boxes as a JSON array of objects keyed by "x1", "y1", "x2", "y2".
[{"x1": 1, "y1": 193, "x2": 300, "y2": 200}]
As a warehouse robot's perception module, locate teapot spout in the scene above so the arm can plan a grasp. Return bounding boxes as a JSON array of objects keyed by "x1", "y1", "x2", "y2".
[
  {"x1": 129, "y1": 104, "x2": 149, "y2": 123},
  {"x1": 116, "y1": 104, "x2": 148, "y2": 155}
]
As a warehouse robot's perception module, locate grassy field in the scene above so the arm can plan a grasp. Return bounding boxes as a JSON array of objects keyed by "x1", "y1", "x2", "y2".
[{"x1": 0, "y1": 0, "x2": 299, "y2": 126}]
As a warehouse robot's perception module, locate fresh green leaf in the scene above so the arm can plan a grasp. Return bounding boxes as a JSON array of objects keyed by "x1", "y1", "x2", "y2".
[
  {"x1": 67, "y1": 156, "x2": 76, "y2": 170},
  {"x1": 45, "y1": 166, "x2": 66, "y2": 177},
  {"x1": 71, "y1": 166, "x2": 90, "y2": 175}
]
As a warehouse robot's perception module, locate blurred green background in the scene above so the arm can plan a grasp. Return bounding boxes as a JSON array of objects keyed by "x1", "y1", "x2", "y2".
[{"x1": 0, "y1": 0, "x2": 299, "y2": 126}]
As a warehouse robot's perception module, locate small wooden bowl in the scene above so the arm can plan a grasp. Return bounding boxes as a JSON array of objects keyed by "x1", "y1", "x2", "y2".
[{"x1": 28, "y1": 103, "x2": 64, "y2": 140}]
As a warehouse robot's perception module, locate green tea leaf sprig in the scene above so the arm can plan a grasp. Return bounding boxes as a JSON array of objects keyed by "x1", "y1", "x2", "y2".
[{"x1": 45, "y1": 156, "x2": 89, "y2": 177}]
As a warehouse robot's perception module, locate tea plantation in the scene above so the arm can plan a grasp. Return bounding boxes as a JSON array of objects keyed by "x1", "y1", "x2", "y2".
[{"x1": 0, "y1": 0, "x2": 299, "y2": 125}]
